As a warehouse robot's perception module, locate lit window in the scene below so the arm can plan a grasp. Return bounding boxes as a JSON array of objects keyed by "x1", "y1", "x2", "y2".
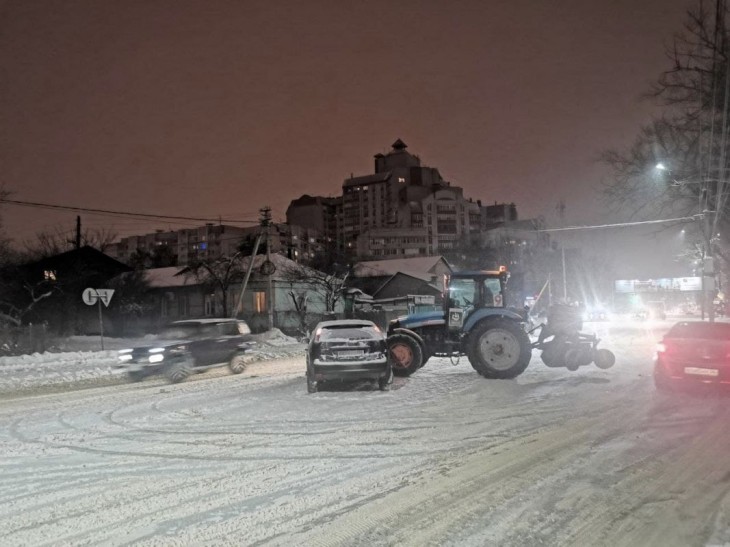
[
  {"x1": 254, "y1": 292, "x2": 266, "y2": 313},
  {"x1": 398, "y1": 177, "x2": 406, "y2": 183},
  {"x1": 44, "y1": 270, "x2": 57, "y2": 281}
]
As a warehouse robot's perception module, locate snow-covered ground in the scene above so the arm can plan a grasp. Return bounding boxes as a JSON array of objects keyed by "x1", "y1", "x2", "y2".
[{"x1": 1, "y1": 318, "x2": 729, "y2": 546}]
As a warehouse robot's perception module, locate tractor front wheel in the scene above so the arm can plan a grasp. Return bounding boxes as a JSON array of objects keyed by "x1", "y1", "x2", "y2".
[{"x1": 387, "y1": 334, "x2": 423, "y2": 377}]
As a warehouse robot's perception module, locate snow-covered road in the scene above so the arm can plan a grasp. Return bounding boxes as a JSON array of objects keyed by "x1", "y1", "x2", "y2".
[{"x1": 1, "y1": 319, "x2": 729, "y2": 546}]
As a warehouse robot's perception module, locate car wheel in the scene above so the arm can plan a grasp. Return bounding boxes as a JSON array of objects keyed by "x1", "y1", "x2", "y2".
[
  {"x1": 307, "y1": 372, "x2": 318, "y2": 394},
  {"x1": 228, "y1": 354, "x2": 247, "y2": 374},
  {"x1": 378, "y1": 365, "x2": 393, "y2": 391},
  {"x1": 165, "y1": 359, "x2": 193, "y2": 384}
]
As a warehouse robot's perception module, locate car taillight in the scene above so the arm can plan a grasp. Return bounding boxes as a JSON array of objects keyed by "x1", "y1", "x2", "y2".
[{"x1": 656, "y1": 342, "x2": 667, "y2": 354}]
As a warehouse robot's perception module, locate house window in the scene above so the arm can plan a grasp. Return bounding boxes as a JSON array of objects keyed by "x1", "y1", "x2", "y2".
[
  {"x1": 177, "y1": 295, "x2": 189, "y2": 317},
  {"x1": 43, "y1": 270, "x2": 57, "y2": 281},
  {"x1": 205, "y1": 294, "x2": 216, "y2": 316},
  {"x1": 254, "y1": 292, "x2": 266, "y2": 313}
]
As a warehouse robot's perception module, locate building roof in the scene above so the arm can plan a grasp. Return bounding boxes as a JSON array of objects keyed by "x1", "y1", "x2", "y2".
[
  {"x1": 144, "y1": 253, "x2": 328, "y2": 287},
  {"x1": 354, "y1": 256, "x2": 452, "y2": 278},
  {"x1": 343, "y1": 172, "x2": 391, "y2": 188},
  {"x1": 347, "y1": 271, "x2": 441, "y2": 300},
  {"x1": 144, "y1": 267, "x2": 197, "y2": 288},
  {"x1": 26, "y1": 245, "x2": 131, "y2": 273}
]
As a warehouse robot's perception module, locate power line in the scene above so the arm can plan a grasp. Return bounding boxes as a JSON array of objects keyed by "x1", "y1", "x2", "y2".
[
  {"x1": 536, "y1": 215, "x2": 698, "y2": 233},
  {"x1": 0, "y1": 198, "x2": 260, "y2": 225}
]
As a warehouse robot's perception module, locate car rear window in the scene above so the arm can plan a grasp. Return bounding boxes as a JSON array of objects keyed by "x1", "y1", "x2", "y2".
[
  {"x1": 667, "y1": 322, "x2": 730, "y2": 340},
  {"x1": 320, "y1": 326, "x2": 380, "y2": 341}
]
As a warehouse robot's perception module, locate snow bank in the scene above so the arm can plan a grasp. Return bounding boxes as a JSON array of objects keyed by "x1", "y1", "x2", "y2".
[{"x1": 0, "y1": 331, "x2": 305, "y2": 396}]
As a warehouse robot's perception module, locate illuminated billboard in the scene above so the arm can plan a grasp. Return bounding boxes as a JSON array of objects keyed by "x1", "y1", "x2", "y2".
[{"x1": 614, "y1": 277, "x2": 702, "y2": 293}]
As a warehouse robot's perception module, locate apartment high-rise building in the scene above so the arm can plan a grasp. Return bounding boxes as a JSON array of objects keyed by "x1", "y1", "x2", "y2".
[{"x1": 289, "y1": 139, "x2": 497, "y2": 258}]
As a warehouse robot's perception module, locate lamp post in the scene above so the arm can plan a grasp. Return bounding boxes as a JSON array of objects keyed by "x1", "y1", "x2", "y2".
[{"x1": 655, "y1": 163, "x2": 717, "y2": 321}]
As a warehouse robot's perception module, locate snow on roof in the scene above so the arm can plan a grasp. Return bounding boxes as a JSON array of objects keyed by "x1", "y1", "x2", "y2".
[
  {"x1": 354, "y1": 256, "x2": 451, "y2": 278},
  {"x1": 144, "y1": 267, "x2": 195, "y2": 288},
  {"x1": 142, "y1": 254, "x2": 325, "y2": 288}
]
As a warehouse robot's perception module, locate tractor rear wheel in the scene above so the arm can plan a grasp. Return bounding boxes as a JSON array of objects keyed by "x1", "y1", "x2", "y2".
[
  {"x1": 387, "y1": 334, "x2": 423, "y2": 377},
  {"x1": 467, "y1": 319, "x2": 531, "y2": 379}
]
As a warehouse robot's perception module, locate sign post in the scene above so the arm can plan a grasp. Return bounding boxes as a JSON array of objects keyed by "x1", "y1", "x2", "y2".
[{"x1": 82, "y1": 288, "x2": 115, "y2": 350}]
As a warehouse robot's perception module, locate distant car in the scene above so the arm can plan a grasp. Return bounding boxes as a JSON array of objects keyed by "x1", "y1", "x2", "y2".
[
  {"x1": 636, "y1": 301, "x2": 667, "y2": 321},
  {"x1": 306, "y1": 319, "x2": 392, "y2": 393},
  {"x1": 654, "y1": 321, "x2": 730, "y2": 391},
  {"x1": 118, "y1": 318, "x2": 253, "y2": 383},
  {"x1": 584, "y1": 307, "x2": 609, "y2": 321}
]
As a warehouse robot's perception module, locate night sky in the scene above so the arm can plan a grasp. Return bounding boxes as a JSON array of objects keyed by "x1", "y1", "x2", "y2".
[{"x1": 1, "y1": 0, "x2": 693, "y2": 273}]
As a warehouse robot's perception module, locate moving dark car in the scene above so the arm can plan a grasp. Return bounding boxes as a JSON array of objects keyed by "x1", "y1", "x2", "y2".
[
  {"x1": 118, "y1": 318, "x2": 253, "y2": 383},
  {"x1": 306, "y1": 319, "x2": 392, "y2": 393},
  {"x1": 654, "y1": 321, "x2": 730, "y2": 390}
]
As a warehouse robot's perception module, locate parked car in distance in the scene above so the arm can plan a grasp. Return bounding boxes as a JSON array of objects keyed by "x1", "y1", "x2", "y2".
[
  {"x1": 583, "y1": 305, "x2": 610, "y2": 322},
  {"x1": 654, "y1": 321, "x2": 730, "y2": 391},
  {"x1": 636, "y1": 301, "x2": 667, "y2": 321},
  {"x1": 306, "y1": 319, "x2": 392, "y2": 393},
  {"x1": 118, "y1": 318, "x2": 253, "y2": 383}
]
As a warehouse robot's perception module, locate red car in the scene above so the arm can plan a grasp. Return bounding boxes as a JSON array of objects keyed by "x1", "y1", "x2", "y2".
[{"x1": 654, "y1": 321, "x2": 730, "y2": 390}]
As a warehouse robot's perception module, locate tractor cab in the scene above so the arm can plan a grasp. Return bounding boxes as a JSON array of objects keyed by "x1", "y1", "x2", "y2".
[{"x1": 445, "y1": 268, "x2": 509, "y2": 331}]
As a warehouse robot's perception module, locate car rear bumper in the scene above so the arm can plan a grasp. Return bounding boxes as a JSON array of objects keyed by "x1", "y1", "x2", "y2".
[
  {"x1": 312, "y1": 360, "x2": 389, "y2": 381},
  {"x1": 654, "y1": 357, "x2": 730, "y2": 387}
]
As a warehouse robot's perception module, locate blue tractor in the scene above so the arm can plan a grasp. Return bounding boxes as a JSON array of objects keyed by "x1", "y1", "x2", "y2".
[{"x1": 386, "y1": 268, "x2": 532, "y2": 378}]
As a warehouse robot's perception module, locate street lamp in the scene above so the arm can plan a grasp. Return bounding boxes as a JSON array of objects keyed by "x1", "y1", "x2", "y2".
[{"x1": 654, "y1": 162, "x2": 717, "y2": 321}]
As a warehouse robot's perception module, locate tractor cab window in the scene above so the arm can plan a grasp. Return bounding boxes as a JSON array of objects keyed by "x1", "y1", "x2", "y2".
[
  {"x1": 448, "y1": 278, "x2": 476, "y2": 308},
  {"x1": 483, "y1": 278, "x2": 503, "y2": 307}
]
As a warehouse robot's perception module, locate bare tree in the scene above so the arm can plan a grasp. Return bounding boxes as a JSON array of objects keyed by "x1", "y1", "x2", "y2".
[
  {"x1": 602, "y1": 0, "x2": 730, "y2": 268},
  {"x1": 183, "y1": 253, "x2": 246, "y2": 317},
  {"x1": 280, "y1": 260, "x2": 347, "y2": 316},
  {"x1": 0, "y1": 274, "x2": 56, "y2": 326},
  {"x1": 24, "y1": 225, "x2": 119, "y2": 259}
]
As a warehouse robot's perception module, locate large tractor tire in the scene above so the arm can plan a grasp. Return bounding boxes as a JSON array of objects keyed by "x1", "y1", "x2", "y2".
[
  {"x1": 467, "y1": 319, "x2": 532, "y2": 379},
  {"x1": 388, "y1": 333, "x2": 423, "y2": 377}
]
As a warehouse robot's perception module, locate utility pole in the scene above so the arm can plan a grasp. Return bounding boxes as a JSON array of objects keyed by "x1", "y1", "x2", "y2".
[
  {"x1": 75, "y1": 216, "x2": 81, "y2": 249},
  {"x1": 261, "y1": 206, "x2": 274, "y2": 330},
  {"x1": 556, "y1": 199, "x2": 567, "y2": 301},
  {"x1": 232, "y1": 207, "x2": 269, "y2": 318}
]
